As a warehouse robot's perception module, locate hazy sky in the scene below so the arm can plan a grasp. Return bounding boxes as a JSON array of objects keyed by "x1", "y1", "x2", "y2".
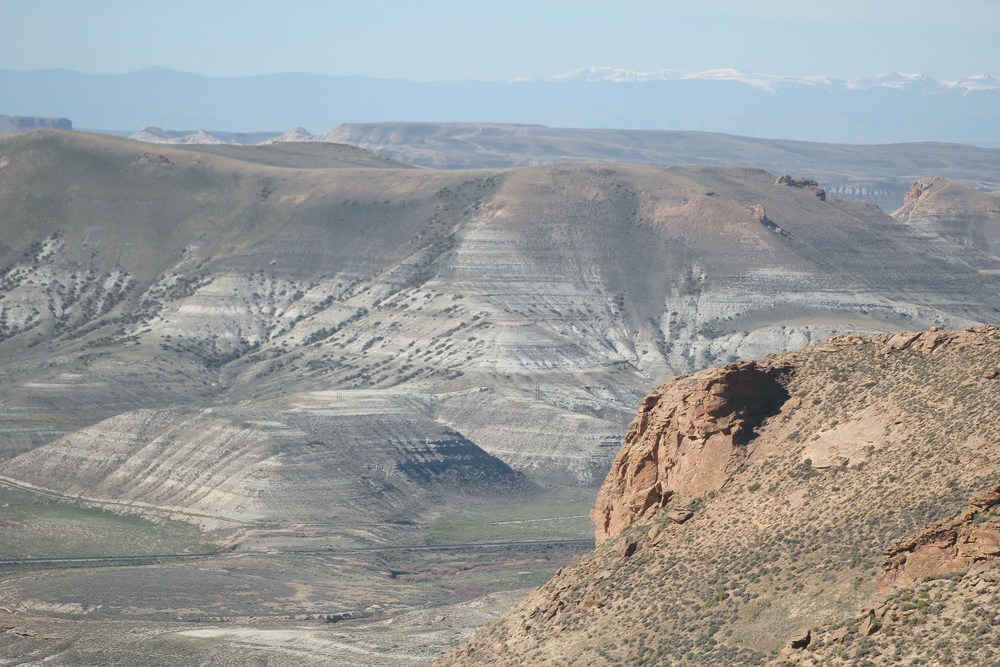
[{"x1": 2, "y1": 0, "x2": 999, "y2": 81}]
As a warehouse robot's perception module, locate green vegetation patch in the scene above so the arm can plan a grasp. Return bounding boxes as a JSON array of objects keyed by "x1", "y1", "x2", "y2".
[
  {"x1": 425, "y1": 490, "x2": 594, "y2": 545},
  {"x1": 0, "y1": 486, "x2": 216, "y2": 560}
]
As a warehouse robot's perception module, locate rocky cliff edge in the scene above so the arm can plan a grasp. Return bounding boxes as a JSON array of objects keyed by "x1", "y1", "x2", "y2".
[{"x1": 437, "y1": 325, "x2": 1000, "y2": 666}]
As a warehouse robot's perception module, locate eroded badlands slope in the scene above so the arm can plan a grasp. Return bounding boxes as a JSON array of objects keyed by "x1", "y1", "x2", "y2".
[
  {"x1": 4, "y1": 405, "x2": 529, "y2": 535},
  {"x1": 0, "y1": 131, "x2": 999, "y2": 531},
  {"x1": 893, "y1": 176, "x2": 1000, "y2": 258},
  {"x1": 438, "y1": 326, "x2": 1000, "y2": 666}
]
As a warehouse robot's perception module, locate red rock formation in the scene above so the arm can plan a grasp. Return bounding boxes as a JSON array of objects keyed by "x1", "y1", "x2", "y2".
[
  {"x1": 590, "y1": 361, "x2": 790, "y2": 544},
  {"x1": 751, "y1": 203, "x2": 784, "y2": 233},
  {"x1": 879, "y1": 482, "x2": 1000, "y2": 592},
  {"x1": 901, "y1": 176, "x2": 942, "y2": 207}
]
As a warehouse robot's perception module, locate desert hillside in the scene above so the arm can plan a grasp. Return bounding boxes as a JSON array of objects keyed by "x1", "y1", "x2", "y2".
[
  {"x1": 2, "y1": 131, "x2": 1000, "y2": 664},
  {"x1": 438, "y1": 326, "x2": 1000, "y2": 666},
  {"x1": 2, "y1": 131, "x2": 996, "y2": 511},
  {"x1": 893, "y1": 176, "x2": 1000, "y2": 257}
]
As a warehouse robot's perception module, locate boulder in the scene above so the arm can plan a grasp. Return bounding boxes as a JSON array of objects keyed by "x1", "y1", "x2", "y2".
[{"x1": 591, "y1": 361, "x2": 791, "y2": 544}]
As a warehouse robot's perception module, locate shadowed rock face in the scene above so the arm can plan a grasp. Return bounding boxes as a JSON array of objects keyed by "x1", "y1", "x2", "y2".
[{"x1": 591, "y1": 362, "x2": 790, "y2": 544}]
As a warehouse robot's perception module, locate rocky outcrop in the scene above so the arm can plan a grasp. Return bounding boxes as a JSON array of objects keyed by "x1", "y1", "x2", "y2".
[
  {"x1": 775, "y1": 174, "x2": 826, "y2": 200},
  {"x1": 590, "y1": 361, "x2": 791, "y2": 544},
  {"x1": 130, "y1": 127, "x2": 227, "y2": 144},
  {"x1": 266, "y1": 127, "x2": 319, "y2": 143},
  {"x1": 880, "y1": 481, "x2": 1000, "y2": 592},
  {"x1": 173, "y1": 128, "x2": 226, "y2": 145},
  {"x1": 774, "y1": 480, "x2": 1000, "y2": 666},
  {"x1": 892, "y1": 176, "x2": 1000, "y2": 257},
  {"x1": 750, "y1": 202, "x2": 768, "y2": 223},
  {"x1": 751, "y1": 202, "x2": 785, "y2": 233},
  {"x1": 901, "y1": 176, "x2": 941, "y2": 207},
  {"x1": 880, "y1": 325, "x2": 997, "y2": 356},
  {"x1": 0, "y1": 115, "x2": 72, "y2": 133},
  {"x1": 439, "y1": 326, "x2": 1000, "y2": 667},
  {"x1": 129, "y1": 126, "x2": 175, "y2": 142}
]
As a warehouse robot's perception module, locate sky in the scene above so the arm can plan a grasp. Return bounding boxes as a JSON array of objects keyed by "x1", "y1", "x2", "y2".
[{"x1": 2, "y1": 0, "x2": 999, "y2": 81}]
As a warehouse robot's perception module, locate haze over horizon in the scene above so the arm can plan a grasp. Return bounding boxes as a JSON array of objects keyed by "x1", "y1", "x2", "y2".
[{"x1": 3, "y1": 0, "x2": 998, "y2": 82}]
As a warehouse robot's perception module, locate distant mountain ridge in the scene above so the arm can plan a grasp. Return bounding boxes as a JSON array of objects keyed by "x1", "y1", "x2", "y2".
[
  {"x1": 324, "y1": 122, "x2": 1000, "y2": 211},
  {"x1": 0, "y1": 114, "x2": 72, "y2": 133},
  {"x1": 1, "y1": 67, "x2": 997, "y2": 143}
]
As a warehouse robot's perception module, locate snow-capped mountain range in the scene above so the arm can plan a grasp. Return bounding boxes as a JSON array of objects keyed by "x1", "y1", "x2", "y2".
[
  {"x1": 522, "y1": 66, "x2": 1000, "y2": 94},
  {"x1": 1, "y1": 67, "x2": 998, "y2": 144}
]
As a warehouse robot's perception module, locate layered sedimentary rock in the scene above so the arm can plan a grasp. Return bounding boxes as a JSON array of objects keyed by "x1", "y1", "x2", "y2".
[
  {"x1": 1, "y1": 130, "x2": 1000, "y2": 519},
  {"x1": 893, "y1": 176, "x2": 1000, "y2": 257}
]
